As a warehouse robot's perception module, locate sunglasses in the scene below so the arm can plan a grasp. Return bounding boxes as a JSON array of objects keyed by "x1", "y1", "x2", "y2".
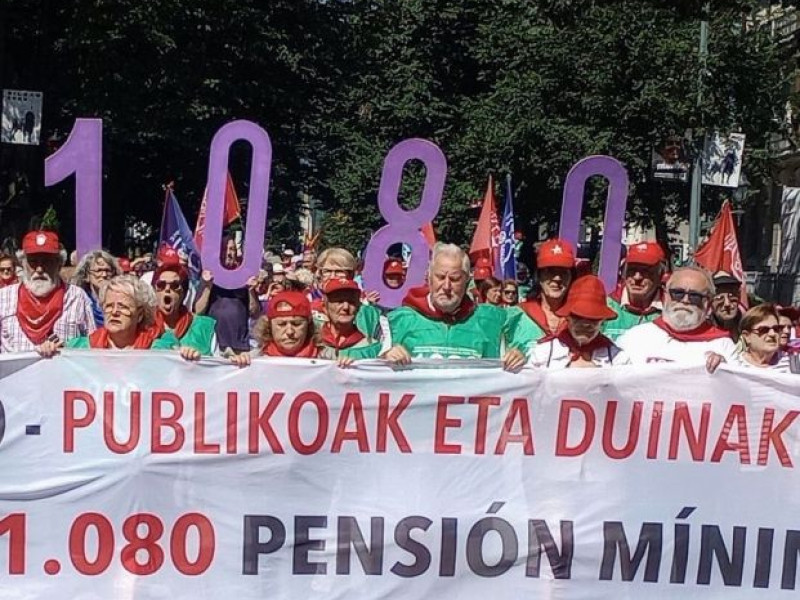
[
  {"x1": 667, "y1": 288, "x2": 708, "y2": 307},
  {"x1": 0, "y1": 267, "x2": 13, "y2": 274},
  {"x1": 749, "y1": 325, "x2": 788, "y2": 336},
  {"x1": 155, "y1": 280, "x2": 183, "y2": 292}
]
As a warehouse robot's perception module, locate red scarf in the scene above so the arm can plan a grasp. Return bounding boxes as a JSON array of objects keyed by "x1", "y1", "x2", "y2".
[
  {"x1": 88, "y1": 324, "x2": 163, "y2": 349},
  {"x1": 154, "y1": 307, "x2": 193, "y2": 339},
  {"x1": 262, "y1": 340, "x2": 318, "y2": 358},
  {"x1": 652, "y1": 317, "x2": 730, "y2": 342},
  {"x1": 519, "y1": 299, "x2": 563, "y2": 334},
  {"x1": 0, "y1": 276, "x2": 18, "y2": 289},
  {"x1": 402, "y1": 286, "x2": 475, "y2": 323},
  {"x1": 541, "y1": 325, "x2": 614, "y2": 362},
  {"x1": 17, "y1": 283, "x2": 66, "y2": 345},
  {"x1": 320, "y1": 323, "x2": 365, "y2": 350}
]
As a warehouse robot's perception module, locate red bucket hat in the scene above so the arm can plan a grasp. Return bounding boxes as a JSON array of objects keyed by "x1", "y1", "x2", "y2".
[
  {"x1": 22, "y1": 231, "x2": 60, "y2": 255},
  {"x1": 626, "y1": 241, "x2": 665, "y2": 267},
  {"x1": 537, "y1": 238, "x2": 575, "y2": 269},
  {"x1": 267, "y1": 291, "x2": 311, "y2": 319},
  {"x1": 556, "y1": 274, "x2": 617, "y2": 321}
]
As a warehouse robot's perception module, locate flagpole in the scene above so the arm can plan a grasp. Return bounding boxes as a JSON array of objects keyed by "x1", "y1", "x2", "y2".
[{"x1": 689, "y1": 2, "x2": 710, "y2": 255}]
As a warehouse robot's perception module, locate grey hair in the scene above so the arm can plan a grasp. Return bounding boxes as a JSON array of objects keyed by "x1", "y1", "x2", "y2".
[
  {"x1": 667, "y1": 265, "x2": 716, "y2": 297},
  {"x1": 316, "y1": 248, "x2": 356, "y2": 271},
  {"x1": 429, "y1": 243, "x2": 470, "y2": 275},
  {"x1": 97, "y1": 274, "x2": 158, "y2": 327},
  {"x1": 71, "y1": 250, "x2": 121, "y2": 288}
]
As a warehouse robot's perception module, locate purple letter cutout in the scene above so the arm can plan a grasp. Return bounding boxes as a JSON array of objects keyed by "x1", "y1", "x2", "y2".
[
  {"x1": 44, "y1": 119, "x2": 103, "y2": 258},
  {"x1": 559, "y1": 156, "x2": 629, "y2": 292},
  {"x1": 362, "y1": 139, "x2": 447, "y2": 308},
  {"x1": 200, "y1": 121, "x2": 272, "y2": 289}
]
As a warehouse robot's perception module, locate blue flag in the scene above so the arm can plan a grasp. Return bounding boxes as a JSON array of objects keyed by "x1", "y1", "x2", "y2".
[
  {"x1": 159, "y1": 188, "x2": 202, "y2": 277},
  {"x1": 500, "y1": 174, "x2": 517, "y2": 280}
]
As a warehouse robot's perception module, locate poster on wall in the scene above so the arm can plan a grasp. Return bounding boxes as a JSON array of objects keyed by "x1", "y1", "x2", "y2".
[
  {"x1": 701, "y1": 132, "x2": 745, "y2": 188},
  {"x1": 1, "y1": 89, "x2": 43, "y2": 145},
  {"x1": 651, "y1": 135, "x2": 690, "y2": 182}
]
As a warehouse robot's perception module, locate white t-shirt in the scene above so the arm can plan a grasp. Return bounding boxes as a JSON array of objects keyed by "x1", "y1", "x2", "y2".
[
  {"x1": 616, "y1": 321, "x2": 737, "y2": 365},
  {"x1": 530, "y1": 337, "x2": 625, "y2": 369},
  {"x1": 731, "y1": 350, "x2": 791, "y2": 373}
]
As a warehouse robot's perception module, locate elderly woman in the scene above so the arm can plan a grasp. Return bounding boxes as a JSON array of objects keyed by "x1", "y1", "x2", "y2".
[
  {"x1": 734, "y1": 303, "x2": 789, "y2": 371},
  {"x1": 66, "y1": 275, "x2": 177, "y2": 350},
  {"x1": 72, "y1": 250, "x2": 122, "y2": 326},
  {"x1": 501, "y1": 279, "x2": 519, "y2": 306},
  {"x1": 530, "y1": 275, "x2": 624, "y2": 369},
  {"x1": 0, "y1": 252, "x2": 19, "y2": 288},
  {"x1": 152, "y1": 259, "x2": 218, "y2": 359},
  {"x1": 520, "y1": 239, "x2": 576, "y2": 335},
  {"x1": 231, "y1": 290, "x2": 318, "y2": 366},
  {"x1": 317, "y1": 278, "x2": 381, "y2": 364}
]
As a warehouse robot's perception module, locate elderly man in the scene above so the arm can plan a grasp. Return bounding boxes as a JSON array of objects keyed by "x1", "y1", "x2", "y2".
[
  {"x1": 383, "y1": 243, "x2": 541, "y2": 369},
  {"x1": 520, "y1": 238, "x2": 575, "y2": 335},
  {"x1": 710, "y1": 271, "x2": 744, "y2": 341},
  {"x1": 616, "y1": 266, "x2": 735, "y2": 371},
  {"x1": 0, "y1": 231, "x2": 95, "y2": 356},
  {"x1": 603, "y1": 241, "x2": 665, "y2": 341}
]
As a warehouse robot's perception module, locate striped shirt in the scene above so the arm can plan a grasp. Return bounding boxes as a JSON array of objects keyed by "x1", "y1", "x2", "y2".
[{"x1": 0, "y1": 283, "x2": 97, "y2": 352}]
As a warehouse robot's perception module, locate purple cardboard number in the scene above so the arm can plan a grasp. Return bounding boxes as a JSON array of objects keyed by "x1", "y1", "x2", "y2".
[
  {"x1": 361, "y1": 139, "x2": 447, "y2": 308},
  {"x1": 44, "y1": 119, "x2": 103, "y2": 258},
  {"x1": 559, "y1": 155, "x2": 629, "y2": 292},
  {"x1": 200, "y1": 121, "x2": 272, "y2": 289}
]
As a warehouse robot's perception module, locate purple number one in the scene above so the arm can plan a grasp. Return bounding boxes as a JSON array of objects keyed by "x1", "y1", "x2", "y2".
[
  {"x1": 44, "y1": 119, "x2": 103, "y2": 258},
  {"x1": 361, "y1": 139, "x2": 447, "y2": 308},
  {"x1": 200, "y1": 120, "x2": 272, "y2": 289},
  {"x1": 559, "y1": 155, "x2": 629, "y2": 292}
]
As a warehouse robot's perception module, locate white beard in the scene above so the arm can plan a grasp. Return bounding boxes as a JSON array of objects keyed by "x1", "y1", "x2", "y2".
[
  {"x1": 663, "y1": 303, "x2": 704, "y2": 331},
  {"x1": 23, "y1": 274, "x2": 58, "y2": 297}
]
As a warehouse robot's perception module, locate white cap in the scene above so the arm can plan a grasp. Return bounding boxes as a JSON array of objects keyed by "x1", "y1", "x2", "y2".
[
  {"x1": 273, "y1": 264, "x2": 285, "y2": 274},
  {"x1": 282, "y1": 249, "x2": 295, "y2": 257}
]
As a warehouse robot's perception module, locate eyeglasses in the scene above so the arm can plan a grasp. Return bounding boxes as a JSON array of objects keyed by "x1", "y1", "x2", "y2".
[
  {"x1": 320, "y1": 268, "x2": 353, "y2": 278},
  {"x1": 90, "y1": 268, "x2": 113, "y2": 277},
  {"x1": 749, "y1": 325, "x2": 786, "y2": 336},
  {"x1": 103, "y1": 302, "x2": 135, "y2": 316},
  {"x1": 155, "y1": 280, "x2": 183, "y2": 292},
  {"x1": 667, "y1": 288, "x2": 708, "y2": 307},
  {"x1": 502, "y1": 289, "x2": 517, "y2": 295}
]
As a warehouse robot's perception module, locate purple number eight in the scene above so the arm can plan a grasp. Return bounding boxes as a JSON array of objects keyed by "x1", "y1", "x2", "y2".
[
  {"x1": 200, "y1": 121, "x2": 272, "y2": 289},
  {"x1": 559, "y1": 155, "x2": 629, "y2": 292},
  {"x1": 44, "y1": 119, "x2": 103, "y2": 258},
  {"x1": 361, "y1": 139, "x2": 447, "y2": 308}
]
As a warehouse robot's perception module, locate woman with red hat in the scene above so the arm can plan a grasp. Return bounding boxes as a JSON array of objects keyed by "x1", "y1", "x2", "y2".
[
  {"x1": 230, "y1": 290, "x2": 318, "y2": 366},
  {"x1": 152, "y1": 259, "x2": 218, "y2": 359},
  {"x1": 529, "y1": 275, "x2": 624, "y2": 368},
  {"x1": 317, "y1": 278, "x2": 381, "y2": 365},
  {"x1": 519, "y1": 238, "x2": 576, "y2": 335}
]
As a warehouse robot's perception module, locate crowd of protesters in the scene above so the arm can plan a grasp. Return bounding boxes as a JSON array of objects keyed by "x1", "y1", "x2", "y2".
[{"x1": 0, "y1": 229, "x2": 797, "y2": 374}]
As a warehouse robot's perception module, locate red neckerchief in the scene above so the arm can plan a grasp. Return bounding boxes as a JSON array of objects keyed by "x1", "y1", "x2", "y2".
[
  {"x1": 262, "y1": 340, "x2": 318, "y2": 358},
  {"x1": 155, "y1": 307, "x2": 193, "y2": 339},
  {"x1": 653, "y1": 317, "x2": 730, "y2": 342},
  {"x1": 0, "y1": 276, "x2": 19, "y2": 289},
  {"x1": 320, "y1": 323, "x2": 365, "y2": 350},
  {"x1": 541, "y1": 324, "x2": 614, "y2": 362},
  {"x1": 88, "y1": 324, "x2": 162, "y2": 349},
  {"x1": 17, "y1": 282, "x2": 66, "y2": 345},
  {"x1": 402, "y1": 286, "x2": 475, "y2": 324},
  {"x1": 519, "y1": 298, "x2": 562, "y2": 334}
]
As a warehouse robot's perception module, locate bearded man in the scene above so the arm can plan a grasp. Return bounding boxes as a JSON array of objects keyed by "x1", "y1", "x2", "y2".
[
  {"x1": 616, "y1": 266, "x2": 735, "y2": 372},
  {"x1": 0, "y1": 231, "x2": 95, "y2": 356}
]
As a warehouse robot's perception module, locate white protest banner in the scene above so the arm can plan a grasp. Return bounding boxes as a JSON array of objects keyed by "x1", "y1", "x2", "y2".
[{"x1": 1, "y1": 352, "x2": 799, "y2": 599}]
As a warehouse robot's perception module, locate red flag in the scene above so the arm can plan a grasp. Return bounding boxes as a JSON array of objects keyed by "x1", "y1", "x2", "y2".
[
  {"x1": 694, "y1": 200, "x2": 748, "y2": 307},
  {"x1": 469, "y1": 175, "x2": 501, "y2": 274},
  {"x1": 421, "y1": 222, "x2": 436, "y2": 249},
  {"x1": 194, "y1": 172, "x2": 242, "y2": 250}
]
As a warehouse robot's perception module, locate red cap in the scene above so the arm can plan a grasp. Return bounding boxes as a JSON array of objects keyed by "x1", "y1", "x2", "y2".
[
  {"x1": 157, "y1": 246, "x2": 180, "y2": 266},
  {"x1": 324, "y1": 278, "x2": 360, "y2": 295},
  {"x1": 117, "y1": 257, "x2": 132, "y2": 273},
  {"x1": 626, "y1": 242, "x2": 665, "y2": 267},
  {"x1": 556, "y1": 275, "x2": 617, "y2": 320},
  {"x1": 474, "y1": 266, "x2": 492, "y2": 281},
  {"x1": 22, "y1": 231, "x2": 60, "y2": 255},
  {"x1": 153, "y1": 262, "x2": 188, "y2": 284},
  {"x1": 537, "y1": 239, "x2": 575, "y2": 269},
  {"x1": 383, "y1": 258, "x2": 405, "y2": 276},
  {"x1": 267, "y1": 291, "x2": 311, "y2": 319}
]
